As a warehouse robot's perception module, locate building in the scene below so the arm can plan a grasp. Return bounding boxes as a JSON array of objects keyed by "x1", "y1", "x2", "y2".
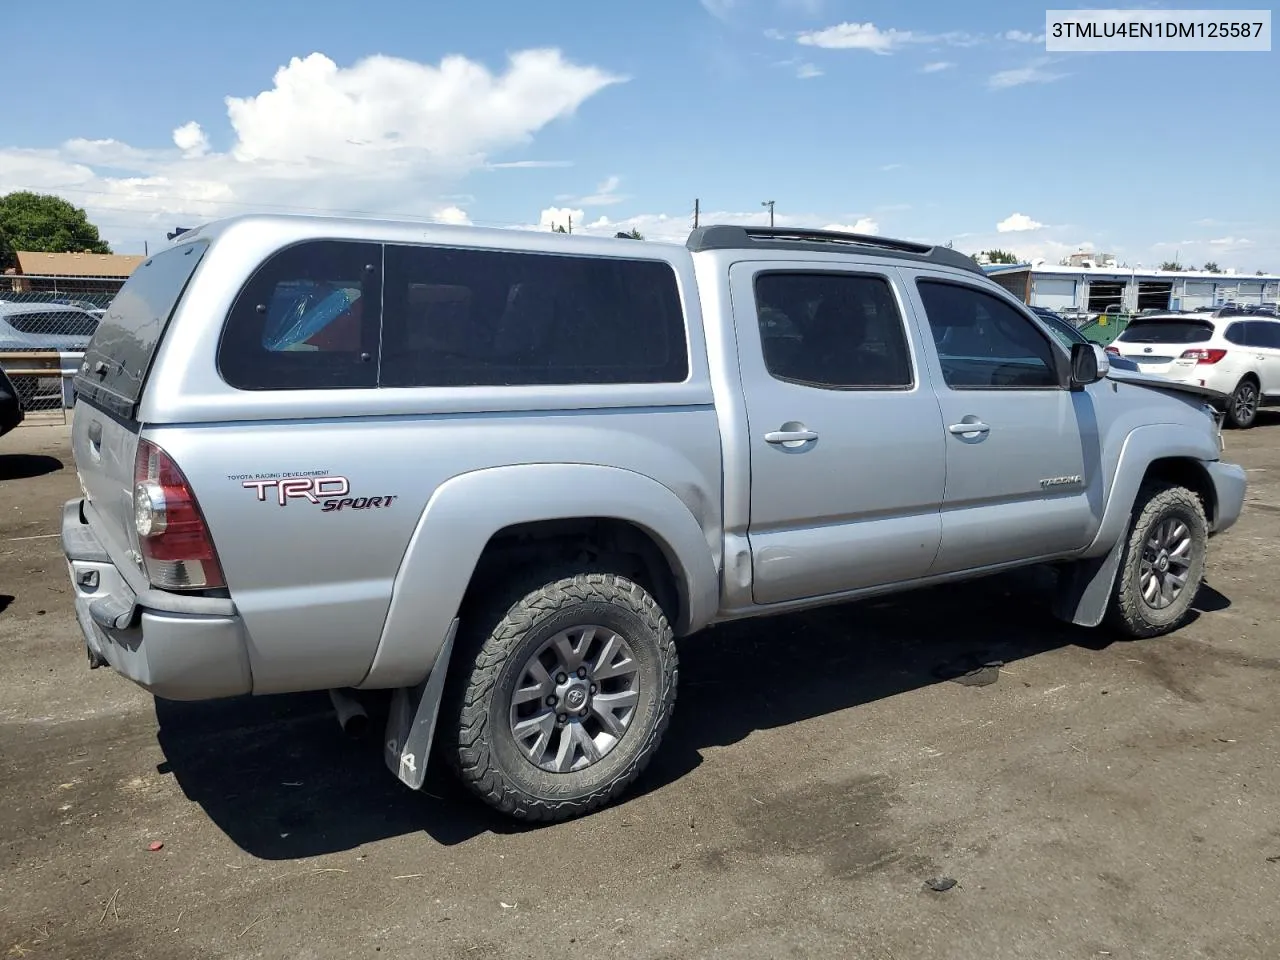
[
  {"x1": 4, "y1": 251, "x2": 145, "y2": 301},
  {"x1": 985, "y1": 262, "x2": 1280, "y2": 316}
]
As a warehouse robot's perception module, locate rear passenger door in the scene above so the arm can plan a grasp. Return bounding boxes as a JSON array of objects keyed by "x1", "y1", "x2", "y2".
[
  {"x1": 1247, "y1": 321, "x2": 1280, "y2": 397},
  {"x1": 731, "y1": 263, "x2": 946, "y2": 605},
  {"x1": 904, "y1": 274, "x2": 1100, "y2": 574}
]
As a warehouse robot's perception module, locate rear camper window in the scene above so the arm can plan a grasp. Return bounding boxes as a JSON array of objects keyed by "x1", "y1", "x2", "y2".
[
  {"x1": 218, "y1": 240, "x2": 383, "y2": 391},
  {"x1": 76, "y1": 240, "x2": 209, "y2": 417}
]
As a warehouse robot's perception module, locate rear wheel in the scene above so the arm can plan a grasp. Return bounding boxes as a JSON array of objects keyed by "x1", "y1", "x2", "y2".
[
  {"x1": 1105, "y1": 482, "x2": 1207, "y2": 639},
  {"x1": 1226, "y1": 377, "x2": 1260, "y2": 429},
  {"x1": 441, "y1": 569, "x2": 677, "y2": 823}
]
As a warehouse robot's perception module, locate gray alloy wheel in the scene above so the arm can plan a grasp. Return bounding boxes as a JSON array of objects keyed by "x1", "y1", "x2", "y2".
[
  {"x1": 441, "y1": 569, "x2": 677, "y2": 823},
  {"x1": 1227, "y1": 378, "x2": 1259, "y2": 429},
  {"x1": 1106, "y1": 481, "x2": 1208, "y2": 638}
]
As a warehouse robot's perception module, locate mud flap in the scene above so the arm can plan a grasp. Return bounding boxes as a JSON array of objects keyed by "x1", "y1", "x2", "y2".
[
  {"x1": 383, "y1": 618, "x2": 458, "y2": 790},
  {"x1": 1051, "y1": 536, "x2": 1126, "y2": 628}
]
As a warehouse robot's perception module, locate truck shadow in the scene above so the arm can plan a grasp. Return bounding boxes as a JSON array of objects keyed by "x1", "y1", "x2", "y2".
[{"x1": 153, "y1": 567, "x2": 1232, "y2": 859}]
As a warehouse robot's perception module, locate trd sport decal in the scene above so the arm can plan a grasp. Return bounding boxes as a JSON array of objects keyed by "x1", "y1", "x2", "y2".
[{"x1": 237, "y1": 475, "x2": 397, "y2": 512}]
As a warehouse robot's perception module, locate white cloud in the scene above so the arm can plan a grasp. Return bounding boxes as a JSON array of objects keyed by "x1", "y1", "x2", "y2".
[
  {"x1": 763, "y1": 28, "x2": 787, "y2": 40},
  {"x1": 433, "y1": 205, "x2": 471, "y2": 225},
  {"x1": 823, "y1": 218, "x2": 879, "y2": 234},
  {"x1": 0, "y1": 49, "x2": 623, "y2": 246},
  {"x1": 798, "y1": 22, "x2": 984, "y2": 54},
  {"x1": 560, "y1": 175, "x2": 626, "y2": 207},
  {"x1": 539, "y1": 206, "x2": 584, "y2": 232},
  {"x1": 172, "y1": 121, "x2": 209, "y2": 158},
  {"x1": 988, "y1": 59, "x2": 1067, "y2": 89},
  {"x1": 487, "y1": 159, "x2": 574, "y2": 169},
  {"x1": 1004, "y1": 29, "x2": 1046, "y2": 43},
  {"x1": 520, "y1": 208, "x2": 891, "y2": 244},
  {"x1": 1210, "y1": 236, "x2": 1254, "y2": 247},
  {"x1": 996, "y1": 212, "x2": 1045, "y2": 232},
  {"x1": 880, "y1": 163, "x2": 903, "y2": 172},
  {"x1": 796, "y1": 62, "x2": 824, "y2": 78},
  {"x1": 798, "y1": 22, "x2": 914, "y2": 54},
  {"x1": 921, "y1": 61, "x2": 955, "y2": 73}
]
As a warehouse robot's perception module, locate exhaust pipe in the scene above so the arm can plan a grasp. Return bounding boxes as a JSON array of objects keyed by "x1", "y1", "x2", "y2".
[{"x1": 328, "y1": 688, "x2": 369, "y2": 739}]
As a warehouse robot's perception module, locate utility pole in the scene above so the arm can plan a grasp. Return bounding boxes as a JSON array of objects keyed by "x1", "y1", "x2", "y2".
[
  {"x1": 568, "y1": 213, "x2": 573, "y2": 234},
  {"x1": 694, "y1": 198, "x2": 700, "y2": 229},
  {"x1": 761, "y1": 200, "x2": 775, "y2": 228}
]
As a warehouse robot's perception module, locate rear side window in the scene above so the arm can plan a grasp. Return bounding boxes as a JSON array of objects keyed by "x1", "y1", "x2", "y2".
[
  {"x1": 379, "y1": 245, "x2": 688, "y2": 387},
  {"x1": 1250, "y1": 321, "x2": 1280, "y2": 349},
  {"x1": 752, "y1": 272, "x2": 913, "y2": 389},
  {"x1": 219, "y1": 240, "x2": 382, "y2": 390},
  {"x1": 1118, "y1": 319, "x2": 1214, "y2": 344},
  {"x1": 77, "y1": 240, "x2": 209, "y2": 415}
]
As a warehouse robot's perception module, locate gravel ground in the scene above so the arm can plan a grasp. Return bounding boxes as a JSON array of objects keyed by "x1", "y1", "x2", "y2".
[{"x1": 2, "y1": 415, "x2": 1278, "y2": 960}]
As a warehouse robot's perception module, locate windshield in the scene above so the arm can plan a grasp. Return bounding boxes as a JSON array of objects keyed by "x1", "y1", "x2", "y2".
[{"x1": 1117, "y1": 319, "x2": 1214, "y2": 344}]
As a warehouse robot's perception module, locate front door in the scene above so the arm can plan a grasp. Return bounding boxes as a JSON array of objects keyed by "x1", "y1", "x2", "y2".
[
  {"x1": 904, "y1": 274, "x2": 1101, "y2": 574},
  {"x1": 731, "y1": 263, "x2": 946, "y2": 605}
]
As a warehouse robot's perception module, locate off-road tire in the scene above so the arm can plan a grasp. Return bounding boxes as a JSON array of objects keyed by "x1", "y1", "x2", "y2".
[
  {"x1": 1105, "y1": 482, "x2": 1208, "y2": 639},
  {"x1": 1225, "y1": 377, "x2": 1260, "y2": 429},
  {"x1": 440, "y1": 569, "x2": 677, "y2": 823}
]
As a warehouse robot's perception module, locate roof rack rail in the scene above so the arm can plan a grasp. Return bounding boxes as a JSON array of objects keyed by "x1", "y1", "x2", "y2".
[{"x1": 686, "y1": 224, "x2": 986, "y2": 276}]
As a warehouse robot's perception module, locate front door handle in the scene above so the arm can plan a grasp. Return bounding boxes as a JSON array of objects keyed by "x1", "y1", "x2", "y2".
[
  {"x1": 765, "y1": 429, "x2": 819, "y2": 445},
  {"x1": 948, "y1": 420, "x2": 991, "y2": 436}
]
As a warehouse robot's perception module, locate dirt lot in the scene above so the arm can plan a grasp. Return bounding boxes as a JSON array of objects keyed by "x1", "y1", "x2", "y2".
[{"x1": 2, "y1": 414, "x2": 1279, "y2": 960}]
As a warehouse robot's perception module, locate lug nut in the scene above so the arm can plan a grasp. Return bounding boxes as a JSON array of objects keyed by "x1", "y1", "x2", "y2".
[
  {"x1": 589, "y1": 684, "x2": 597, "y2": 694},
  {"x1": 546, "y1": 695, "x2": 558, "y2": 706},
  {"x1": 557, "y1": 713, "x2": 568, "y2": 725},
  {"x1": 555, "y1": 672, "x2": 568, "y2": 684},
  {"x1": 577, "y1": 667, "x2": 589, "y2": 679},
  {"x1": 579, "y1": 708, "x2": 589, "y2": 718}
]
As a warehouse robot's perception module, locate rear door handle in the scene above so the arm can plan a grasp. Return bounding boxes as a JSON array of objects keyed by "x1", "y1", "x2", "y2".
[
  {"x1": 764, "y1": 429, "x2": 819, "y2": 445},
  {"x1": 948, "y1": 421, "x2": 990, "y2": 435}
]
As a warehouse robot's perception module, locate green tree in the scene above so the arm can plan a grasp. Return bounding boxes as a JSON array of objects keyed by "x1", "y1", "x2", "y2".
[
  {"x1": 1201, "y1": 261, "x2": 1220, "y2": 273},
  {"x1": 1159, "y1": 260, "x2": 1184, "y2": 271},
  {"x1": 614, "y1": 228, "x2": 644, "y2": 240},
  {"x1": 0, "y1": 191, "x2": 110, "y2": 268},
  {"x1": 979, "y1": 249, "x2": 1020, "y2": 264},
  {"x1": 551, "y1": 223, "x2": 568, "y2": 234}
]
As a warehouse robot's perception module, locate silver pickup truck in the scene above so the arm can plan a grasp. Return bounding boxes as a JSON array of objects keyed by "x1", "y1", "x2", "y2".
[{"x1": 61, "y1": 217, "x2": 1246, "y2": 822}]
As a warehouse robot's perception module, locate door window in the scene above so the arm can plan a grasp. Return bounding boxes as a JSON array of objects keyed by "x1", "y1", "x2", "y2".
[
  {"x1": 753, "y1": 272, "x2": 913, "y2": 390},
  {"x1": 917, "y1": 280, "x2": 1060, "y2": 389}
]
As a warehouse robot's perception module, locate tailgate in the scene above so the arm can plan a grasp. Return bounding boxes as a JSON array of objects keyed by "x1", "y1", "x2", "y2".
[{"x1": 72, "y1": 399, "x2": 143, "y2": 565}]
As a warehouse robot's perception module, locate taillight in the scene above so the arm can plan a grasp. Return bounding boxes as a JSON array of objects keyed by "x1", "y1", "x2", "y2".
[
  {"x1": 1105, "y1": 345, "x2": 1121, "y2": 356},
  {"x1": 1180, "y1": 348, "x2": 1227, "y2": 364},
  {"x1": 133, "y1": 439, "x2": 225, "y2": 590}
]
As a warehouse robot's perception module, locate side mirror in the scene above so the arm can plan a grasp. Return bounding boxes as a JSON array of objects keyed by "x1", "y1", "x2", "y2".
[{"x1": 1069, "y1": 342, "x2": 1106, "y2": 388}]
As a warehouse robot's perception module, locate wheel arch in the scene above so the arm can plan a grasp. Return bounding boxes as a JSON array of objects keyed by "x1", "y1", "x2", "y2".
[{"x1": 359, "y1": 463, "x2": 720, "y2": 691}]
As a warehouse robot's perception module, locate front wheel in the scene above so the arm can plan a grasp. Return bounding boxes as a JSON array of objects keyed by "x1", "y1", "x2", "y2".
[
  {"x1": 441, "y1": 570, "x2": 677, "y2": 823},
  {"x1": 1105, "y1": 482, "x2": 1208, "y2": 639}
]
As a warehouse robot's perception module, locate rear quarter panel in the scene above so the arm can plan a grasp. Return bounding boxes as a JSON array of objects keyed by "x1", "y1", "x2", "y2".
[{"x1": 152, "y1": 409, "x2": 722, "y2": 694}]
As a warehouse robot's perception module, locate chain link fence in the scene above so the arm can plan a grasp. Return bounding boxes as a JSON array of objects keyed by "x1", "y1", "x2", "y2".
[{"x1": 1, "y1": 275, "x2": 121, "y2": 419}]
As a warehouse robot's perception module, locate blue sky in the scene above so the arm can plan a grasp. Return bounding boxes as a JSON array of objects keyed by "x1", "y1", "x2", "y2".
[{"x1": 2, "y1": 0, "x2": 1276, "y2": 269}]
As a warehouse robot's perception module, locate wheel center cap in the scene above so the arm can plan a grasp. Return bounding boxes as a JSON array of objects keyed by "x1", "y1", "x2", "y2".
[
  {"x1": 1156, "y1": 553, "x2": 1170, "y2": 573},
  {"x1": 563, "y1": 683, "x2": 588, "y2": 711}
]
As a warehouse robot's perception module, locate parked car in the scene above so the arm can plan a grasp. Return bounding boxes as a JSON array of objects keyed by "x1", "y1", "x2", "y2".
[
  {"x1": 0, "y1": 302, "x2": 101, "y2": 352},
  {"x1": 0, "y1": 363, "x2": 24, "y2": 438},
  {"x1": 1031, "y1": 307, "x2": 1142, "y2": 372},
  {"x1": 1106, "y1": 312, "x2": 1280, "y2": 428},
  {"x1": 62, "y1": 217, "x2": 1246, "y2": 822}
]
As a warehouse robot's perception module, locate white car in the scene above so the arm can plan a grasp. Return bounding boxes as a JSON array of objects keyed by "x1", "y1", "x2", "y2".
[{"x1": 1107, "y1": 312, "x2": 1280, "y2": 428}]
